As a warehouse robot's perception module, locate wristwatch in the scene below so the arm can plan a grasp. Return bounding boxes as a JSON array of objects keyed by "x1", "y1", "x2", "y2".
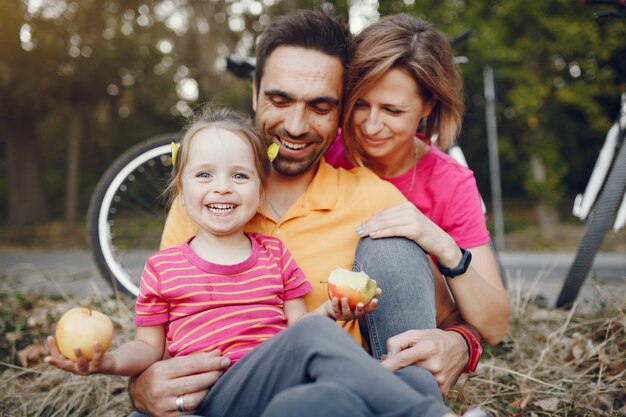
[
  {"x1": 445, "y1": 325, "x2": 482, "y2": 373},
  {"x1": 437, "y1": 248, "x2": 472, "y2": 278}
]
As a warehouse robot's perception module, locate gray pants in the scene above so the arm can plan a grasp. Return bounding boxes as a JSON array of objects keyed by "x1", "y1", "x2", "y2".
[{"x1": 195, "y1": 315, "x2": 448, "y2": 417}]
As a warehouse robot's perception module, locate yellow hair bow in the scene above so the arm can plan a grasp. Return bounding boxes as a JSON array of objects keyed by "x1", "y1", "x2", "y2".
[{"x1": 171, "y1": 142, "x2": 179, "y2": 166}]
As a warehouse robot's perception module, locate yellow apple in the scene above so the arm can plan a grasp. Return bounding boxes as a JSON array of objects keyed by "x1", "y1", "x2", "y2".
[
  {"x1": 55, "y1": 307, "x2": 114, "y2": 361},
  {"x1": 327, "y1": 268, "x2": 377, "y2": 310}
]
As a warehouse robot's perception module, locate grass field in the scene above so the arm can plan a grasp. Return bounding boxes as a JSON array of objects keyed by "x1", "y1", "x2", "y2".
[{"x1": 0, "y1": 278, "x2": 624, "y2": 416}]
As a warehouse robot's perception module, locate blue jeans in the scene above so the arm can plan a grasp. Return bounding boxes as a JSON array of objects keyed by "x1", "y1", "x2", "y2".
[{"x1": 355, "y1": 236, "x2": 436, "y2": 359}]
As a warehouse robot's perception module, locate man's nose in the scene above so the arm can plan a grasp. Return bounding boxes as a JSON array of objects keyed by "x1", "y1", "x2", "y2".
[{"x1": 283, "y1": 104, "x2": 308, "y2": 138}]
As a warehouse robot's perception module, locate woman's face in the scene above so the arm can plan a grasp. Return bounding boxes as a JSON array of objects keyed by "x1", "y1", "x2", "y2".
[{"x1": 351, "y1": 68, "x2": 432, "y2": 164}]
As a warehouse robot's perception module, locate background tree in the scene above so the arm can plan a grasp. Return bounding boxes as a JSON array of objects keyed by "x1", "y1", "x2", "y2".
[{"x1": 1, "y1": 0, "x2": 624, "y2": 241}]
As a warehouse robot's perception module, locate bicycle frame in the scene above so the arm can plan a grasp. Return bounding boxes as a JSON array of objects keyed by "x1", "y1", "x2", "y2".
[{"x1": 572, "y1": 92, "x2": 626, "y2": 231}]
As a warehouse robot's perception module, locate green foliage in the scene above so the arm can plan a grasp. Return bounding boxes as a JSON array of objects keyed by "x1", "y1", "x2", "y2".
[{"x1": 0, "y1": 0, "x2": 625, "y2": 227}]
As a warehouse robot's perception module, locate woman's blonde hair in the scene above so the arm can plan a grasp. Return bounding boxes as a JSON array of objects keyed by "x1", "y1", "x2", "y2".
[
  {"x1": 165, "y1": 104, "x2": 270, "y2": 207},
  {"x1": 342, "y1": 14, "x2": 464, "y2": 166}
]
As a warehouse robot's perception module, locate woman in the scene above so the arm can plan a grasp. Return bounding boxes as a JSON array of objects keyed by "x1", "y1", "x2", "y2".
[{"x1": 326, "y1": 13, "x2": 509, "y2": 345}]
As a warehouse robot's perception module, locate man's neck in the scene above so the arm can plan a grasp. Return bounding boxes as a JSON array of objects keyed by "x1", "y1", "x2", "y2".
[{"x1": 265, "y1": 163, "x2": 318, "y2": 219}]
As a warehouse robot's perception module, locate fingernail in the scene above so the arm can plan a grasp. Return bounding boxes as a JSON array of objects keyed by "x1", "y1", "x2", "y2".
[
  {"x1": 369, "y1": 231, "x2": 377, "y2": 237},
  {"x1": 221, "y1": 358, "x2": 231, "y2": 367},
  {"x1": 355, "y1": 226, "x2": 364, "y2": 235}
]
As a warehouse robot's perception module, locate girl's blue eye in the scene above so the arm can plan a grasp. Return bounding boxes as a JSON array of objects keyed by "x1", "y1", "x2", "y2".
[
  {"x1": 233, "y1": 173, "x2": 249, "y2": 180},
  {"x1": 197, "y1": 172, "x2": 211, "y2": 179}
]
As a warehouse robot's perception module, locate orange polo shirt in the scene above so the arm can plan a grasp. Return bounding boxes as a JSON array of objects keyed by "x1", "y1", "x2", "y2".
[{"x1": 160, "y1": 160, "x2": 454, "y2": 342}]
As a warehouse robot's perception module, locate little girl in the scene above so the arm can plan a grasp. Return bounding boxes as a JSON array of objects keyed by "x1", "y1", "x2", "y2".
[{"x1": 45, "y1": 104, "x2": 459, "y2": 417}]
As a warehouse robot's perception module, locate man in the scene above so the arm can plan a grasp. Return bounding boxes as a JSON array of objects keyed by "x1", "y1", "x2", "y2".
[{"x1": 130, "y1": 9, "x2": 478, "y2": 417}]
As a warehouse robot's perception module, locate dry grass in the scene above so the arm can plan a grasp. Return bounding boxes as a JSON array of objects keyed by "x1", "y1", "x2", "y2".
[
  {"x1": 0, "y1": 290, "x2": 136, "y2": 417},
  {"x1": 0, "y1": 276, "x2": 624, "y2": 417},
  {"x1": 449, "y1": 283, "x2": 626, "y2": 416}
]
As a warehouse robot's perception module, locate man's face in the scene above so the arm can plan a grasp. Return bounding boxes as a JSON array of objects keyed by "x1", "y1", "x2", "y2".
[{"x1": 253, "y1": 46, "x2": 343, "y2": 177}]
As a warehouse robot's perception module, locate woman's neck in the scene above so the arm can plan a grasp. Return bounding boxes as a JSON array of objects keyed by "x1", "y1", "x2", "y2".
[
  {"x1": 368, "y1": 138, "x2": 427, "y2": 178},
  {"x1": 190, "y1": 230, "x2": 251, "y2": 265}
]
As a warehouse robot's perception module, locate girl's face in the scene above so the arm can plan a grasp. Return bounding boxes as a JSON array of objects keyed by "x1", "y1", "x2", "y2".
[
  {"x1": 351, "y1": 68, "x2": 432, "y2": 165},
  {"x1": 181, "y1": 126, "x2": 262, "y2": 238}
]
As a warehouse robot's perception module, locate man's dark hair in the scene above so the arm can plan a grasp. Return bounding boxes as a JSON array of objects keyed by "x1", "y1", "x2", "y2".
[{"x1": 254, "y1": 8, "x2": 350, "y2": 95}]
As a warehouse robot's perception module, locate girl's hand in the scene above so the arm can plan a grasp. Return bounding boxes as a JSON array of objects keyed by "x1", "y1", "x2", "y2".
[
  {"x1": 326, "y1": 287, "x2": 382, "y2": 321},
  {"x1": 44, "y1": 335, "x2": 112, "y2": 376}
]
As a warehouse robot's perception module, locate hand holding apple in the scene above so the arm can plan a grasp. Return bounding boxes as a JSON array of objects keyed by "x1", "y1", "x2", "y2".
[
  {"x1": 44, "y1": 307, "x2": 115, "y2": 376},
  {"x1": 326, "y1": 268, "x2": 381, "y2": 320}
]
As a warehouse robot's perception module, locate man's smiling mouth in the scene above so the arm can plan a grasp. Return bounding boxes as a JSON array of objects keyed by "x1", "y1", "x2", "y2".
[{"x1": 279, "y1": 138, "x2": 307, "y2": 150}]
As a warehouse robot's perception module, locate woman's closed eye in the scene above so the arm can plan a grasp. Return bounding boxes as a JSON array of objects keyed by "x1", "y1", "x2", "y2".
[
  {"x1": 384, "y1": 106, "x2": 403, "y2": 115},
  {"x1": 354, "y1": 100, "x2": 368, "y2": 109}
]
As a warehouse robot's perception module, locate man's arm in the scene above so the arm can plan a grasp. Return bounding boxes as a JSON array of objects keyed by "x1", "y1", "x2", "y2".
[{"x1": 129, "y1": 351, "x2": 230, "y2": 417}]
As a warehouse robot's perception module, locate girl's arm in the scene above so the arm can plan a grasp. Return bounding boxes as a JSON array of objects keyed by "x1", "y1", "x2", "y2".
[{"x1": 45, "y1": 325, "x2": 165, "y2": 377}]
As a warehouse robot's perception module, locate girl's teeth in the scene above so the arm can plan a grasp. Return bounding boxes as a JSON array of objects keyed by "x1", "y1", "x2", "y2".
[{"x1": 208, "y1": 204, "x2": 236, "y2": 212}]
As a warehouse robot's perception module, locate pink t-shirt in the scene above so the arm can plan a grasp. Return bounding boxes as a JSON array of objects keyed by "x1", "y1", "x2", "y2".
[
  {"x1": 135, "y1": 232, "x2": 312, "y2": 364},
  {"x1": 325, "y1": 134, "x2": 490, "y2": 249}
]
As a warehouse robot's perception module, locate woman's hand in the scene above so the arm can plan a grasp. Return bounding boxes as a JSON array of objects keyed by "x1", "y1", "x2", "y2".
[
  {"x1": 355, "y1": 202, "x2": 457, "y2": 262},
  {"x1": 379, "y1": 329, "x2": 468, "y2": 395},
  {"x1": 44, "y1": 336, "x2": 113, "y2": 376},
  {"x1": 129, "y1": 350, "x2": 231, "y2": 417}
]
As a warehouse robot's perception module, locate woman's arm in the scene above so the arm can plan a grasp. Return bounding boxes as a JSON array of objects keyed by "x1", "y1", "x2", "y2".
[
  {"x1": 356, "y1": 202, "x2": 509, "y2": 345},
  {"x1": 436, "y1": 243, "x2": 509, "y2": 345}
]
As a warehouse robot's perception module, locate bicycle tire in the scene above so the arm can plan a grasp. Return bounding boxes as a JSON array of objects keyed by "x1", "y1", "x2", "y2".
[
  {"x1": 87, "y1": 133, "x2": 180, "y2": 297},
  {"x1": 556, "y1": 138, "x2": 626, "y2": 308}
]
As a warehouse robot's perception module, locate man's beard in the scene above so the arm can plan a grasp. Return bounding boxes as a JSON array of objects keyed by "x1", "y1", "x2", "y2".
[{"x1": 271, "y1": 152, "x2": 320, "y2": 177}]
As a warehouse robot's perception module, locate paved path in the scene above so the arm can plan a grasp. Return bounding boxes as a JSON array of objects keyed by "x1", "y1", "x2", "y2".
[{"x1": 1, "y1": 249, "x2": 624, "y2": 309}]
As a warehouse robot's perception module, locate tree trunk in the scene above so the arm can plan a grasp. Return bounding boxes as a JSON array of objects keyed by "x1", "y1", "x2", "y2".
[
  {"x1": 530, "y1": 154, "x2": 559, "y2": 233},
  {"x1": 64, "y1": 110, "x2": 81, "y2": 229},
  {"x1": 4, "y1": 123, "x2": 49, "y2": 227}
]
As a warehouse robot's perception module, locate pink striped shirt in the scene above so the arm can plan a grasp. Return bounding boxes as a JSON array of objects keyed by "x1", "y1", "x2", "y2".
[{"x1": 135, "y1": 232, "x2": 312, "y2": 364}]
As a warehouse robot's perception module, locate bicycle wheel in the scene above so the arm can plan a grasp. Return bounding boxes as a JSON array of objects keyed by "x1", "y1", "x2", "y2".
[
  {"x1": 556, "y1": 139, "x2": 626, "y2": 308},
  {"x1": 87, "y1": 133, "x2": 180, "y2": 297}
]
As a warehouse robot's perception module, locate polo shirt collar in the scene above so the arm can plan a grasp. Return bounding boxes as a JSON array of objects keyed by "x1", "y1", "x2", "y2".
[{"x1": 301, "y1": 158, "x2": 337, "y2": 211}]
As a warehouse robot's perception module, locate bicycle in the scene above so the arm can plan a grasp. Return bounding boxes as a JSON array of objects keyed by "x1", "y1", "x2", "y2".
[
  {"x1": 555, "y1": 0, "x2": 626, "y2": 308},
  {"x1": 88, "y1": 34, "x2": 506, "y2": 297}
]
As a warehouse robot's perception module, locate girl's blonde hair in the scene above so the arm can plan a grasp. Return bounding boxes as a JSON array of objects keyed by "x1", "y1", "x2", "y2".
[
  {"x1": 165, "y1": 104, "x2": 271, "y2": 207},
  {"x1": 342, "y1": 14, "x2": 464, "y2": 167}
]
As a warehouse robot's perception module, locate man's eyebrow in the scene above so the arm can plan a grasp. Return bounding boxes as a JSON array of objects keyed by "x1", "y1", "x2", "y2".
[
  {"x1": 264, "y1": 89, "x2": 292, "y2": 100},
  {"x1": 264, "y1": 89, "x2": 339, "y2": 106},
  {"x1": 310, "y1": 96, "x2": 339, "y2": 106}
]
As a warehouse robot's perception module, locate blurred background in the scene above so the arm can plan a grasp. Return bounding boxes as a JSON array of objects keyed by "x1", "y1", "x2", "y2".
[{"x1": 1, "y1": 0, "x2": 625, "y2": 251}]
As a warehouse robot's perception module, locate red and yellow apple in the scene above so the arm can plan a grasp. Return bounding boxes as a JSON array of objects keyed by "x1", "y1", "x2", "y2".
[
  {"x1": 55, "y1": 307, "x2": 114, "y2": 361},
  {"x1": 327, "y1": 268, "x2": 377, "y2": 310}
]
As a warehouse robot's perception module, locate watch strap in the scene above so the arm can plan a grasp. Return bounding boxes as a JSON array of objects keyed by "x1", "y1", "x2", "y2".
[
  {"x1": 437, "y1": 248, "x2": 472, "y2": 278},
  {"x1": 445, "y1": 325, "x2": 482, "y2": 373}
]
